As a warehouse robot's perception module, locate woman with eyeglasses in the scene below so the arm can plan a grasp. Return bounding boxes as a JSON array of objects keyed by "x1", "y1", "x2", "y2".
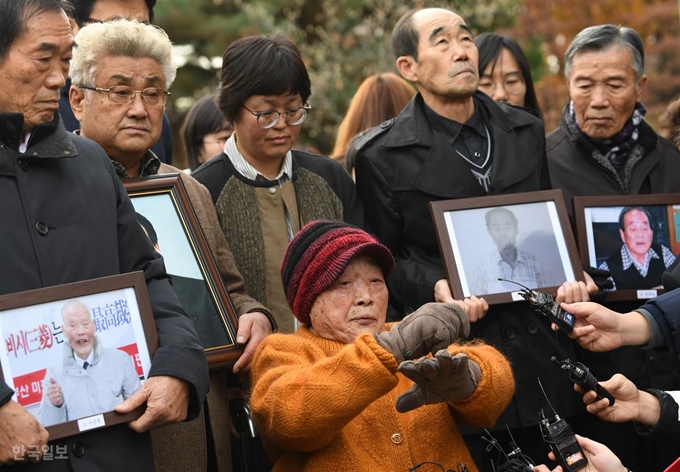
[
  {"x1": 192, "y1": 35, "x2": 364, "y2": 334},
  {"x1": 181, "y1": 93, "x2": 234, "y2": 171},
  {"x1": 474, "y1": 33, "x2": 543, "y2": 119}
]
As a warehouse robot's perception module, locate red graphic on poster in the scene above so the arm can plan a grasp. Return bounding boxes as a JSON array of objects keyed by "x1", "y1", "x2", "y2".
[
  {"x1": 118, "y1": 344, "x2": 142, "y2": 377},
  {"x1": 13, "y1": 369, "x2": 47, "y2": 407}
]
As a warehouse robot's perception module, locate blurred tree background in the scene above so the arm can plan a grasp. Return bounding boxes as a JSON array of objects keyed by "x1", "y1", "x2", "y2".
[{"x1": 154, "y1": 0, "x2": 680, "y2": 168}]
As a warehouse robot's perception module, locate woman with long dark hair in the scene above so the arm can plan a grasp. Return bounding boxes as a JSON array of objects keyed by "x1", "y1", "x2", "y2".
[{"x1": 475, "y1": 33, "x2": 542, "y2": 119}]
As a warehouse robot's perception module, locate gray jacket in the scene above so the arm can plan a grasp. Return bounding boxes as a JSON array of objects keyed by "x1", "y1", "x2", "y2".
[{"x1": 37, "y1": 337, "x2": 141, "y2": 427}]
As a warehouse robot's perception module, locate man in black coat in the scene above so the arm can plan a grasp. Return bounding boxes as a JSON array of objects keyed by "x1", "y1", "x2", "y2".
[
  {"x1": 0, "y1": 1, "x2": 208, "y2": 469},
  {"x1": 353, "y1": 7, "x2": 591, "y2": 469}
]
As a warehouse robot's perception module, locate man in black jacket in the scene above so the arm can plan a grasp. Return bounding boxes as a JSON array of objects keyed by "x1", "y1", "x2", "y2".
[
  {"x1": 0, "y1": 1, "x2": 208, "y2": 469},
  {"x1": 353, "y1": 7, "x2": 589, "y2": 469}
]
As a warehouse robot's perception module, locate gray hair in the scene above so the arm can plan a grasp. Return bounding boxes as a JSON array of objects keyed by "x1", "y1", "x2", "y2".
[
  {"x1": 70, "y1": 19, "x2": 176, "y2": 89},
  {"x1": 564, "y1": 25, "x2": 644, "y2": 81},
  {"x1": 61, "y1": 300, "x2": 92, "y2": 322}
]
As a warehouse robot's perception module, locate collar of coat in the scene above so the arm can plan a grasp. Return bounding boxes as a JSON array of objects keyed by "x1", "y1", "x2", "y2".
[
  {"x1": 380, "y1": 91, "x2": 539, "y2": 149},
  {"x1": 558, "y1": 102, "x2": 659, "y2": 155},
  {"x1": 0, "y1": 112, "x2": 77, "y2": 158}
]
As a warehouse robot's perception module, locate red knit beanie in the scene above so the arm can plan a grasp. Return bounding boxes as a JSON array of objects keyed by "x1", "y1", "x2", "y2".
[{"x1": 280, "y1": 220, "x2": 395, "y2": 324}]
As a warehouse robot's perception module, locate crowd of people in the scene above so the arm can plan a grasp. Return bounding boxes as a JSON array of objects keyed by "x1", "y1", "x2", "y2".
[{"x1": 1, "y1": 1, "x2": 680, "y2": 471}]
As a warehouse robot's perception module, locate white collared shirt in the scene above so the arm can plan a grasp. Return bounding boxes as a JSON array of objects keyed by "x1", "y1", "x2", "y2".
[
  {"x1": 224, "y1": 133, "x2": 296, "y2": 241},
  {"x1": 18, "y1": 131, "x2": 32, "y2": 153},
  {"x1": 225, "y1": 134, "x2": 293, "y2": 183}
]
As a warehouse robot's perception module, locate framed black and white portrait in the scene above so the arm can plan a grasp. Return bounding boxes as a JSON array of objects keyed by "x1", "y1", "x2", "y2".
[
  {"x1": 0, "y1": 272, "x2": 156, "y2": 440},
  {"x1": 124, "y1": 174, "x2": 240, "y2": 369},
  {"x1": 574, "y1": 194, "x2": 680, "y2": 301},
  {"x1": 430, "y1": 190, "x2": 582, "y2": 305}
]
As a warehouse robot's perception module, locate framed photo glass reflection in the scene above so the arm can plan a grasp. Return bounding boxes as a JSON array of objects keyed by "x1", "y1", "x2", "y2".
[
  {"x1": 430, "y1": 190, "x2": 582, "y2": 305},
  {"x1": 124, "y1": 174, "x2": 240, "y2": 369}
]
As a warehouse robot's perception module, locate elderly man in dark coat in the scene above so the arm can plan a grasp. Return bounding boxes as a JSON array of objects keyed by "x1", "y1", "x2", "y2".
[
  {"x1": 0, "y1": 0, "x2": 208, "y2": 469},
  {"x1": 353, "y1": 7, "x2": 591, "y2": 469},
  {"x1": 546, "y1": 24, "x2": 680, "y2": 470}
]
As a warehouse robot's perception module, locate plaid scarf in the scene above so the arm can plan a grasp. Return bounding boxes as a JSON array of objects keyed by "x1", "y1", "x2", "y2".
[
  {"x1": 563, "y1": 102, "x2": 647, "y2": 191},
  {"x1": 569, "y1": 101, "x2": 647, "y2": 170}
]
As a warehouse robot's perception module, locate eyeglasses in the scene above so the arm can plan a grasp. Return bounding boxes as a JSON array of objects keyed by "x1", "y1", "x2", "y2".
[
  {"x1": 477, "y1": 77, "x2": 525, "y2": 96},
  {"x1": 76, "y1": 85, "x2": 170, "y2": 106},
  {"x1": 242, "y1": 104, "x2": 311, "y2": 129}
]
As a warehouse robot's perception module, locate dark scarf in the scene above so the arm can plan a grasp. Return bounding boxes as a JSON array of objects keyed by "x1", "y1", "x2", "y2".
[{"x1": 563, "y1": 101, "x2": 647, "y2": 191}]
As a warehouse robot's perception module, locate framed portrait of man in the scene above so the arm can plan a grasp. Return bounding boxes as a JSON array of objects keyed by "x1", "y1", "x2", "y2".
[
  {"x1": 0, "y1": 272, "x2": 156, "y2": 440},
  {"x1": 430, "y1": 189, "x2": 582, "y2": 305},
  {"x1": 124, "y1": 174, "x2": 240, "y2": 369},
  {"x1": 573, "y1": 194, "x2": 680, "y2": 301}
]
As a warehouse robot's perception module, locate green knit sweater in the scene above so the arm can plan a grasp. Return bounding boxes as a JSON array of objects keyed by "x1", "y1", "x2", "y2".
[{"x1": 193, "y1": 150, "x2": 364, "y2": 333}]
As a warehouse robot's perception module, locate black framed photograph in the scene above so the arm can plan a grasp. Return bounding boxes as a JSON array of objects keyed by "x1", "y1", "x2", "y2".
[
  {"x1": 0, "y1": 272, "x2": 156, "y2": 440},
  {"x1": 430, "y1": 189, "x2": 583, "y2": 305},
  {"x1": 124, "y1": 174, "x2": 240, "y2": 369},
  {"x1": 573, "y1": 194, "x2": 680, "y2": 302}
]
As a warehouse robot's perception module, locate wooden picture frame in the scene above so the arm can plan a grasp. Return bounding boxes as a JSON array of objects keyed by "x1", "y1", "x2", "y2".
[
  {"x1": 430, "y1": 189, "x2": 583, "y2": 305},
  {"x1": 124, "y1": 174, "x2": 241, "y2": 369},
  {"x1": 0, "y1": 271, "x2": 156, "y2": 441},
  {"x1": 573, "y1": 194, "x2": 680, "y2": 302}
]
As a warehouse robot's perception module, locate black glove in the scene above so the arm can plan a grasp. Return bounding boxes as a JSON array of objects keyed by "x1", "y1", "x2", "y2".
[
  {"x1": 396, "y1": 349, "x2": 481, "y2": 413},
  {"x1": 375, "y1": 303, "x2": 469, "y2": 362},
  {"x1": 583, "y1": 266, "x2": 614, "y2": 291}
]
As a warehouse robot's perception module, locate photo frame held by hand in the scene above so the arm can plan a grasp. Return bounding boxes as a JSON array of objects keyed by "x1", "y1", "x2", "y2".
[
  {"x1": 124, "y1": 174, "x2": 241, "y2": 369},
  {"x1": 573, "y1": 194, "x2": 680, "y2": 302},
  {"x1": 0, "y1": 272, "x2": 156, "y2": 440},
  {"x1": 430, "y1": 189, "x2": 583, "y2": 305}
]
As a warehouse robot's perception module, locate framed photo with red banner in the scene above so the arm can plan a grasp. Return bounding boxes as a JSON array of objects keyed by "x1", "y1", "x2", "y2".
[{"x1": 0, "y1": 271, "x2": 157, "y2": 441}]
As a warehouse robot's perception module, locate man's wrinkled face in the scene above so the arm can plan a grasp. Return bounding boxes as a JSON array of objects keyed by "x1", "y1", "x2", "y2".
[
  {"x1": 568, "y1": 46, "x2": 646, "y2": 140},
  {"x1": 0, "y1": 9, "x2": 73, "y2": 130},
  {"x1": 398, "y1": 9, "x2": 479, "y2": 102},
  {"x1": 620, "y1": 209, "x2": 653, "y2": 259},
  {"x1": 62, "y1": 304, "x2": 96, "y2": 361},
  {"x1": 71, "y1": 56, "x2": 165, "y2": 163},
  {"x1": 308, "y1": 256, "x2": 388, "y2": 344}
]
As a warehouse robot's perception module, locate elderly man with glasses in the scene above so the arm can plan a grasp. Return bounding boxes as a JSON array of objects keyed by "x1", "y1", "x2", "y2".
[
  {"x1": 57, "y1": 0, "x2": 174, "y2": 164},
  {"x1": 69, "y1": 19, "x2": 275, "y2": 472},
  {"x1": 192, "y1": 35, "x2": 364, "y2": 334}
]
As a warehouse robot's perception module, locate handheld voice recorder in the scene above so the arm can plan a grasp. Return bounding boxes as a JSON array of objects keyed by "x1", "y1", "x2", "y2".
[{"x1": 498, "y1": 279, "x2": 576, "y2": 333}]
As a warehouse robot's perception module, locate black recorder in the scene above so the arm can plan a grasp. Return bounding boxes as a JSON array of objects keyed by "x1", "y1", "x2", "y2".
[
  {"x1": 552, "y1": 357, "x2": 615, "y2": 406},
  {"x1": 537, "y1": 379, "x2": 588, "y2": 471},
  {"x1": 498, "y1": 279, "x2": 576, "y2": 333}
]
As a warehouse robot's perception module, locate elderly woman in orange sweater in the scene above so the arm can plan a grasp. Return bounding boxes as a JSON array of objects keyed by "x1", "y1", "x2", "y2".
[{"x1": 250, "y1": 221, "x2": 515, "y2": 471}]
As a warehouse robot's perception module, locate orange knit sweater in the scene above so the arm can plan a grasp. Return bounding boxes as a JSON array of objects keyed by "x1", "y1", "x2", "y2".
[{"x1": 250, "y1": 325, "x2": 515, "y2": 471}]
